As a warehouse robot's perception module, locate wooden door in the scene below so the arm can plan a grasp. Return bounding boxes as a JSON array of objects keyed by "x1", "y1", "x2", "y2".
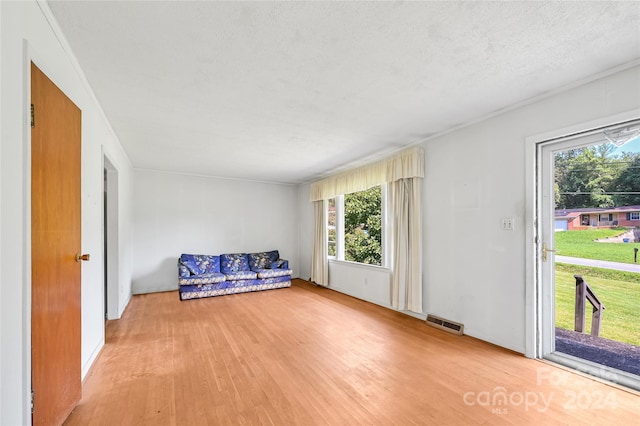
[{"x1": 31, "y1": 62, "x2": 82, "y2": 426}]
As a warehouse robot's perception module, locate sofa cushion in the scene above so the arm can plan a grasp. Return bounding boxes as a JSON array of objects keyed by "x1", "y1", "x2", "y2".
[
  {"x1": 180, "y1": 254, "x2": 221, "y2": 274},
  {"x1": 224, "y1": 270, "x2": 258, "y2": 280},
  {"x1": 182, "y1": 259, "x2": 202, "y2": 275},
  {"x1": 178, "y1": 263, "x2": 191, "y2": 278},
  {"x1": 249, "y1": 250, "x2": 283, "y2": 270},
  {"x1": 178, "y1": 272, "x2": 227, "y2": 286},
  {"x1": 248, "y1": 252, "x2": 272, "y2": 271},
  {"x1": 270, "y1": 259, "x2": 288, "y2": 269},
  {"x1": 255, "y1": 268, "x2": 292, "y2": 279},
  {"x1": 193, "y1": 254, "x2": 220, "y2": 274},
  {"x1": 266, "y1": 250, "x2": 279, "y2": 262},
  {"x1": 201, "y1": 255, "x2": 221, "y2": 274},
  {"x1": 220, "y1": 253, "x2": 250, "y2": 273}
]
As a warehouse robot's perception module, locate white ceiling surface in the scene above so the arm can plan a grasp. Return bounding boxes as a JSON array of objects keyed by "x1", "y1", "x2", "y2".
[{"x1": 48, "y1": 1, "x2": 640, "y2": 184}]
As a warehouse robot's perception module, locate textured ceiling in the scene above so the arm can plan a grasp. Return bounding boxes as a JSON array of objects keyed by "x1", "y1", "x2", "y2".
[{"x1": 48, "y1": 1, "x2": 640, "y2": 184}]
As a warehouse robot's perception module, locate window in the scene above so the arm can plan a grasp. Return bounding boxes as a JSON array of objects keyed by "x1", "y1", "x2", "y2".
[
  {"x1": 328, "y1": 186, "x2": 384, "y2": 266},
  {"x1": 581, "y1": 215, "x2": 590, "y2": 226},
  {"x1": 599, "y1": 213, "x2": 613, "y2": 222},
  {"x1": 629, "y1": 212, "x2": 640, "y2": 221}
]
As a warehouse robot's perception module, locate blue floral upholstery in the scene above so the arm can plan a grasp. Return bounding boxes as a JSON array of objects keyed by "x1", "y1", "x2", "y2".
[
  {"x1": 178, "y1": 251, "x2": 292, "y2": 301},
  {"x1": 179, "y1": 276, "x2": 292, "y2": 300},
  {"x1": 249, "y1": 250, "x2": 287, "y2": 271},
  {"x1": 266, "y1": 250, "x2": 280, "y2": 262},
  {"x1": 255, "y1": 268, "x2": 293, "y2": 279},
  {"x1": 220, "y1": 253, "x2": 251, "y2": 273},
  {"x1": 179, "y1": 254, "x2": 220, "y2": 274},
  {"x1": 178, "y1": 264, "x2": 190, "y2": 278},
  {"x1": 248, "y1": 252, "x2": 271, "y2": 270},
  {"x1": 182, "y1": 259, "x2": 202, "y2": 275},
  {"x1": 223, "y1": 270, "x2": 258, "y2": 280},
  {"x1": 271, "y1": 259, "x2": 289, "y2": 269},
  {"x1": 179, "y1": 272, "x2": 227, "y2": 285}
]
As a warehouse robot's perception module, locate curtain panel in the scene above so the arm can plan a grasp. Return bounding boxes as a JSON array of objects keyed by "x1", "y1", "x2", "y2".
[
  {"x1": 389, "y1": 178, "x2": 423, "y2": 313},
  {"x1": 310, "y1": 200, "x2": 328, "y2": 286},
  {"x1": 310, "y1": 147, "x2": 424, "y2": 201}
]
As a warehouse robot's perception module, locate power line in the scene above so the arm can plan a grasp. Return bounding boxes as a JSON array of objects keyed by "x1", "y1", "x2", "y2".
[{"x1": 559, "y1": 192, "x2": 640, "y2": 195}]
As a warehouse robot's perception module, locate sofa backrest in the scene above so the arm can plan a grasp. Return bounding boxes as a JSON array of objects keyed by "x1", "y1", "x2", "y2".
[
  {"x1": 267, "y1": 250, "x2": 279, "y2": 262},
  {"x1": 220, "y1": 253, "x2": 251, "y2": 273},
  {"x1": 248, "y1": 250, "x2": 280, "y2": 270},
  {"x1": 179, "y1": 254, "x2": 220, "y2": 274}
]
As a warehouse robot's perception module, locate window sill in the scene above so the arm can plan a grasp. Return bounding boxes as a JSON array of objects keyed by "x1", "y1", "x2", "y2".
[{"x1": 328, "y1": 258, "x2": 390, "y2": 272}]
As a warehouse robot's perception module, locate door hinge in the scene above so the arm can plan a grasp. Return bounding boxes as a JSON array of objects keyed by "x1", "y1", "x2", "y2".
[
  {"x1": 31, "y1": 104, "x2": 35, "y2": 128},
  {"x1": 31, "y1": 389, "x2": 35, "y2": 414}
]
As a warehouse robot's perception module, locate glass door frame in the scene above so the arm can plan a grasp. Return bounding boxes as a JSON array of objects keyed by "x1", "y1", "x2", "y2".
[{"x1": 524, "y1": 110, "x2": 640, "y2": 390}]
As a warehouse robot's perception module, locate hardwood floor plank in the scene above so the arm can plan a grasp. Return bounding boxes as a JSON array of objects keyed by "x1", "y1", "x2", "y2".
[{"x1": 65, "y1": 279, "x2": 639, "y2": 425}]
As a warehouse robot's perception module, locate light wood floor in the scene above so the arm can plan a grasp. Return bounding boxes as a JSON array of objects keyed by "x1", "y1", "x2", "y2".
[{"x1": 65, "y1": 279, "x2": 639, "y2": 425}]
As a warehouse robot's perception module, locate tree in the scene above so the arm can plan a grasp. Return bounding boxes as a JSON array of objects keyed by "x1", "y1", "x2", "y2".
[
  {"x1": 611, "y1": 152, "x2": 640, "y2": 206},
  {"x1": 555, "y1": 148, "x2": 588, "y2": 208},
  {"x1": 344, "y1": 186, "x2": 382, "y2": 265},
  {"x1": 555, "y1": 144, "x2": 621, "y2": 209}
]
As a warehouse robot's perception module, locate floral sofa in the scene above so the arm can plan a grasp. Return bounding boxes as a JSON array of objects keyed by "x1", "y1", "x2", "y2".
[{"x1": 177, "y1": 250, "x2": 292, "y2": 300}]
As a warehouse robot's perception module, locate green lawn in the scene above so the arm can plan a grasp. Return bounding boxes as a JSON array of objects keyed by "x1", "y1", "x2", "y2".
[
  {"x1": 554, "y1": 229, "x2": 639, "y2": 346},
  {"x1": 555, "y1": 228, "x2": 640, "y2": 264},
  {"x1": 555, "y1": 266, "x2": 640, "y2": 346}
]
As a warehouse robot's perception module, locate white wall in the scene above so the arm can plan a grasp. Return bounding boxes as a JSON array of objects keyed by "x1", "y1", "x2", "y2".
[
  {"x1": 297, "y1": 183, "x2": 314, "y2": 280},
  {"x1": 132, "y1": 170, "x2": 300, "y2": 294},
  {"x1": 298, "y1": 64, "x2": 640, "y2": 354},
  {"x1": 0, "y1": 1, "x2": 134, "y2": 424},
  {"x1": 328, "y1": 261, "x2": 391, "y2": 308}
]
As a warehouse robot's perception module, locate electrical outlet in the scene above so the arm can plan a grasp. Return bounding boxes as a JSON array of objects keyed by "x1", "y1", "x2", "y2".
[{"x1": 501, "y1": 218, "x2": 515, "y2": 231}]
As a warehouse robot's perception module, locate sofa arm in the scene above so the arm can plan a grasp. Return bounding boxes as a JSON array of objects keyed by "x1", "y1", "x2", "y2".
[
  {"x1": 270, "y1": 259, "x2": 289, "y2": 269},
  {"x1": 178, "y1": 262, "x2": 191, "y2": 278}
]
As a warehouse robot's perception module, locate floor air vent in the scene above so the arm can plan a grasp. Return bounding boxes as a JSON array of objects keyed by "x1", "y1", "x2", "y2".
[{"x1": 425, "y1": 314, "x2": 464, "y2": 335}]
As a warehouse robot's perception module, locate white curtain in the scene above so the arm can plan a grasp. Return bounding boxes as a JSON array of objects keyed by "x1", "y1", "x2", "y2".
[
  {"x1": 310, "y1": 199, "x2": 328, "y2": 286},
  {"x1": 389, "y1": 178, "x2": 423, "y2": 313},
  {"x1": 310, "y1": 147, "x2": 424, "y2": 201},
  {"x1": 309, "y1": 146, "x2": 424, "y2": 304}
]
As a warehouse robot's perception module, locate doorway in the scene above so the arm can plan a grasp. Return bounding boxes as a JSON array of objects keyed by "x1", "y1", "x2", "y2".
[
  {"x1": 104, "y1": 155, "x2": 120, "y2": 320},
  {"x1": 536, "y1": 119, "x2": 640, "y2": 390}
]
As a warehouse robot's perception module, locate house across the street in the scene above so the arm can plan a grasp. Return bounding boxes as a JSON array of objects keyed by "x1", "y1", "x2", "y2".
[{"x1": 555, "y1": 205, "x2": 640, "y2": 230}]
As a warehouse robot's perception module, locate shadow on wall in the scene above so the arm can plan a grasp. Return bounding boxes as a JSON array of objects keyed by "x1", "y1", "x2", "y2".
[{"x1": 132, "y1": 257, "x2": 179, "y2": 294}]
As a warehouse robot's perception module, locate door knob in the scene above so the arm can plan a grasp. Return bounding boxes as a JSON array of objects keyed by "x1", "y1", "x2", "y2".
[{"x1": 76, "y1": 253, "x2": 90, "y2": 262}]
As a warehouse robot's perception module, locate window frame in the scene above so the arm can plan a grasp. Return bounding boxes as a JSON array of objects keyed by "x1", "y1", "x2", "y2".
[
  {"x1": 630, "y1": 212, "x2": 640, "y2": 221},
  {"x1": 327, "y1": 197, "x2": 337, "y2": 259},
  {"x1": 327, "y1": 195, "x2": 345, "y2": 260},
  {"x1": 327, "y1": 185, "x2": 387, "y2": 267}
]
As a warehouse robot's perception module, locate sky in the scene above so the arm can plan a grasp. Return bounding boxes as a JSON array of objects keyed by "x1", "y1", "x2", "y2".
[{"x1": 612, "y1": 136, "x2": 640, "y2": 155}]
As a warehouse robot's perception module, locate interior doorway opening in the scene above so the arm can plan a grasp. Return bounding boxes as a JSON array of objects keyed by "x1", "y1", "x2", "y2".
[{"x1": 104, "y1": 155, "x2": 120, "y2": 321}]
